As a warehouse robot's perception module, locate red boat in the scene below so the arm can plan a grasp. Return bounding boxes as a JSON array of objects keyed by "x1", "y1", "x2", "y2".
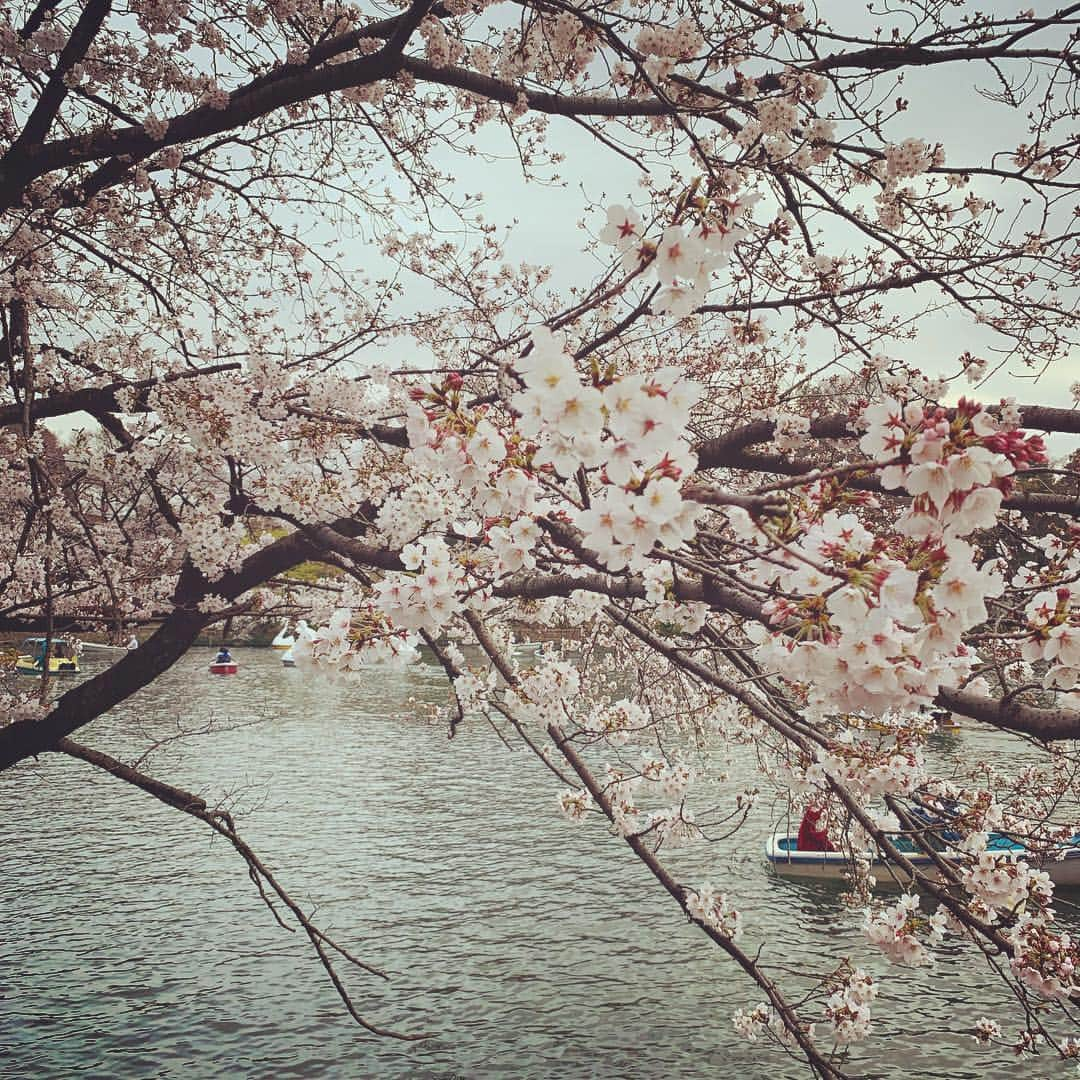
[{"x1": 209, "y1": 661, "x2": 238, "y2": 675}]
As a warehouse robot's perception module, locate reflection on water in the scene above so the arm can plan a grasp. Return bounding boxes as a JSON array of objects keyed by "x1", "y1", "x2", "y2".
[{"x1": 0, "y1": 651, "x2": 1073, "y2": 1079}]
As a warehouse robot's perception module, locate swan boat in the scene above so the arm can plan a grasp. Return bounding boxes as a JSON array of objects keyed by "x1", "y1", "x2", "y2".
[
  {"x1": 766, "y1": 832, "x2": 1080, "y2": 887},
  {"x1": 271, "y1": 621, "x2": 295, "y2": 650},
  {"x1": 14, "y1": 638, "x2": 81, "y2": 676}
]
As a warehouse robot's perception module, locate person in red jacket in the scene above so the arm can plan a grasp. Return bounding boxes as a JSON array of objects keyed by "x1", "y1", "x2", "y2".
[{"x1": 797, "y1": 805, "x2": 836, "y2": 851}]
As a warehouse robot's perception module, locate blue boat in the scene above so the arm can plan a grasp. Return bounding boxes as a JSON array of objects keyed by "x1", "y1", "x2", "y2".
[{"x1": 766, "y1": 832, "x2": 1080, "y2": 886}]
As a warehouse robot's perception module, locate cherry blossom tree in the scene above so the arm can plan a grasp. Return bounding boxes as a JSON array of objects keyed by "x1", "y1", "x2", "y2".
[{"x1": 2, "y1": 0, "x2": 1080, "y2": 1072}]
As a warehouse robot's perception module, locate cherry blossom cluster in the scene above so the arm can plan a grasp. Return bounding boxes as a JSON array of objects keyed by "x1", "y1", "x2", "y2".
[
  {"x1": 822, "y1": 965, "x2": 878, "y2": 1045},
  {"x1": 770, "y1": 410, "x2": 812, "y2": 453},
  {"x1": 960, "y1": 851, "x2": 1052, "y2": 913},
  {"x1": 598, "y1": 193, "x2": 758, "y2": 316},
  {"x1": 860, "y1": 395, "x2": 1044, "y2": 539},
  {"x1": 450, "y1": 665, "x2": 497, "y2": 715},
  {"x1": 503, "y1": 656, "x2": 582, "y2": 728},
  {"x1": 0, "y1": 690, "x2": 48, "y2": 727},
  {"x1": 371, "y1": 537, "x2": 466, "y2": 634},
  {"x1": 735, "y1": 395, "x2": 1046, "y2": 718},
  {"x1": 640, "y1": 564, "x2": 709, "y2": 633},
  {"x1": 744, "y1": 520, "x2": 983, "y2": 718},
  {"x1": 806, "y1": 741, "x2": 925, "y2": 799},
  {"x1": 863, "y1": 893, "x2": 946, "y2": 965},
  {"x1": 491, "y1": 12, "x2": 599, "y2": 86},
  {"x1": 633, "y1": 19, "x2": 704, "y2": 61},
  {"x1": 595, "y1": 756, "x2": 701, "y2": 844},
  {"x1": 388, "y1": 380, "x2": 539, "y2": 561},
  {"x1": 1021, "y1": 587, "x2": 1080, "y2": 690},
  {"x1": 558, "y1": 787, "x2": 593, "y2": 823},
  {"x1": 419, "y1": 17, "x2": 461, "y2": 69},
  {"x1": 732, "y1": 1003, "x2": 778, "y2": 1042},
  {"x1": 1012, "y1": 529, "x2": 1080, "y2": 593},
  {"x1": 1007, "y1": 918, "x2": 1079, "y2": 1001},
  {"x1": 883, "y1": 138, "x2": 937, "y2": 184},
  {"x1": 291, "y1": 608, "x2": 421, "y2": 671},
  {"x1": 873, "y1": 139, "x2": 947, "y2": 226},
  {"x1": 578, "y1": 697, "x2": 652, "y2": 745},
  {"x1": 686, "y1": 884, "x2": 743, "y2": 940},
  {"x1": 180, "y1": 519, "x2": 266, "y2": 580},
  {"x1": 500, "y1": 327, "x2": 707, "y2": 572}
]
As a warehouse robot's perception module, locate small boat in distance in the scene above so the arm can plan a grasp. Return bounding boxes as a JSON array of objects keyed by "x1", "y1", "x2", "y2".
[
  {"x1": 765, "y1": 832, "x2": 1080, "y2": 887},
  {"x1": 281, "y1": 646, "x2": 296, "y2": 668},
  {"x1": 271, "y1": 620, "x2": 295, "y2": 650},
  {"x1": 15, "y1": 638, "x2": 81, "y2": 676},
  {"x1": 210, "y1": 648, "x2": 238, "y2": 676}
]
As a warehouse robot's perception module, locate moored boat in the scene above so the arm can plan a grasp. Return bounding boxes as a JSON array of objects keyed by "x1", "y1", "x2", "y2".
[
  {"x1": 766, "y1": 832, "x2": 1080, "y2": 887},
  {"x1": 14, "y1": 638, "x2": 81, "y2": 676}
]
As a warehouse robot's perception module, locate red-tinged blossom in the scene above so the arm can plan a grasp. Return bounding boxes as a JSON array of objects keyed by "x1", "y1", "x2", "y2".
[
  {"x1": 982, "y1": 429, "x2": 1048, "y2": 469},
  {"x1": 655, "y1": 454, "x2": 683, "y2": 480},
  {"x1": 954, "y1": 396, "x2": 981, "y2": 419}
]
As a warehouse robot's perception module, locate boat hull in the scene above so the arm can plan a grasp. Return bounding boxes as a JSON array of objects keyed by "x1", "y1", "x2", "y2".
[
  {"x1": 209, "y1": 662, "x2": 238, "y2": 675},
  {"x1": 766, "y1": 834, "x2": 1080, "y2": 887},
  {"x1": 15, "y1": 656, "x2": 80, "y2": 676}
]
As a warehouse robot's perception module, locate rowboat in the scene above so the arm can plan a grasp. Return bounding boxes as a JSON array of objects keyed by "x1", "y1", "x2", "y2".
[
  {"x1": 766, "y1": 832, "x2": 1080, "y2": 887},
  {"x1": 14, "y1": 638, "x2": 81, "y2": 676},
  {"x1": 209, "y1": 661, "x2": 238, "y2": 675}
]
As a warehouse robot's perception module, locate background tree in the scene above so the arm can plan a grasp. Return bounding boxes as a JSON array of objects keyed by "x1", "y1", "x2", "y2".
[{"x1": 2, "y1": 0, "x2": 1080, "y2": 1073}]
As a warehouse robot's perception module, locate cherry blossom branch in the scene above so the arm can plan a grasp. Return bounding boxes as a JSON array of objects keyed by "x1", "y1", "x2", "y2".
[
  {"x1": 0, "y1": 362, "x2": 241, "y2": 429},
  {"x1": 547, "y1": 721, "x2": 846, "y2": 1079},
  {"x1": 0, "y1": 526, "x2": 327, "y2": 770},
  {"x1": 695, "y1": 405, "x2": 1080, "y2": 469}
]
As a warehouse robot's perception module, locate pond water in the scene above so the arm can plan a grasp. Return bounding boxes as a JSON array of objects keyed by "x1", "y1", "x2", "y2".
[{"x1": 0, "y1": 649, "x2": 1075, "y2": 1079}]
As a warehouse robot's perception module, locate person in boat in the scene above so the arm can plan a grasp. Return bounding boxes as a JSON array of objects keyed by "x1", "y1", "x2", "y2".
[
  {"x1": 214, "y1": 647, "x2": 233, "y2": 664},
  {"x1": 910, "y1": 795, "x2": 963, "y2": 845},
  {"x1": 798, "y1": 805, "x2": 836, "y2": 852}
]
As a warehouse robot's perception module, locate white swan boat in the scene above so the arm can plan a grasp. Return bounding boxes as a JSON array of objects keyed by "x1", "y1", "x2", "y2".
[
  {"x1": 271, "y1": 620, "x2": 295, "y2": 649},
  {"x1": 766, "y1": 832, "x2": 1080, "y2": 887}
]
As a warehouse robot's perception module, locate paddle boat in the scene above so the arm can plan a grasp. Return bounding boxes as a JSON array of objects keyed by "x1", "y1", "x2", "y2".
[
  {"x1": 271, "y1": 620, "x2": 295, "y2": 650},
  {"x1": 14, "y1": 638, "x2": 81, "y2": 676},
  {"x1": 765, "y1": 831, "x2": 1080, "y2": 887},
  {"x1": 209, "y1": 649, "x2": 238, "y2": 675},
  {"x1": 281, "y1": 646, "x2": 296, "y2": 668}
]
